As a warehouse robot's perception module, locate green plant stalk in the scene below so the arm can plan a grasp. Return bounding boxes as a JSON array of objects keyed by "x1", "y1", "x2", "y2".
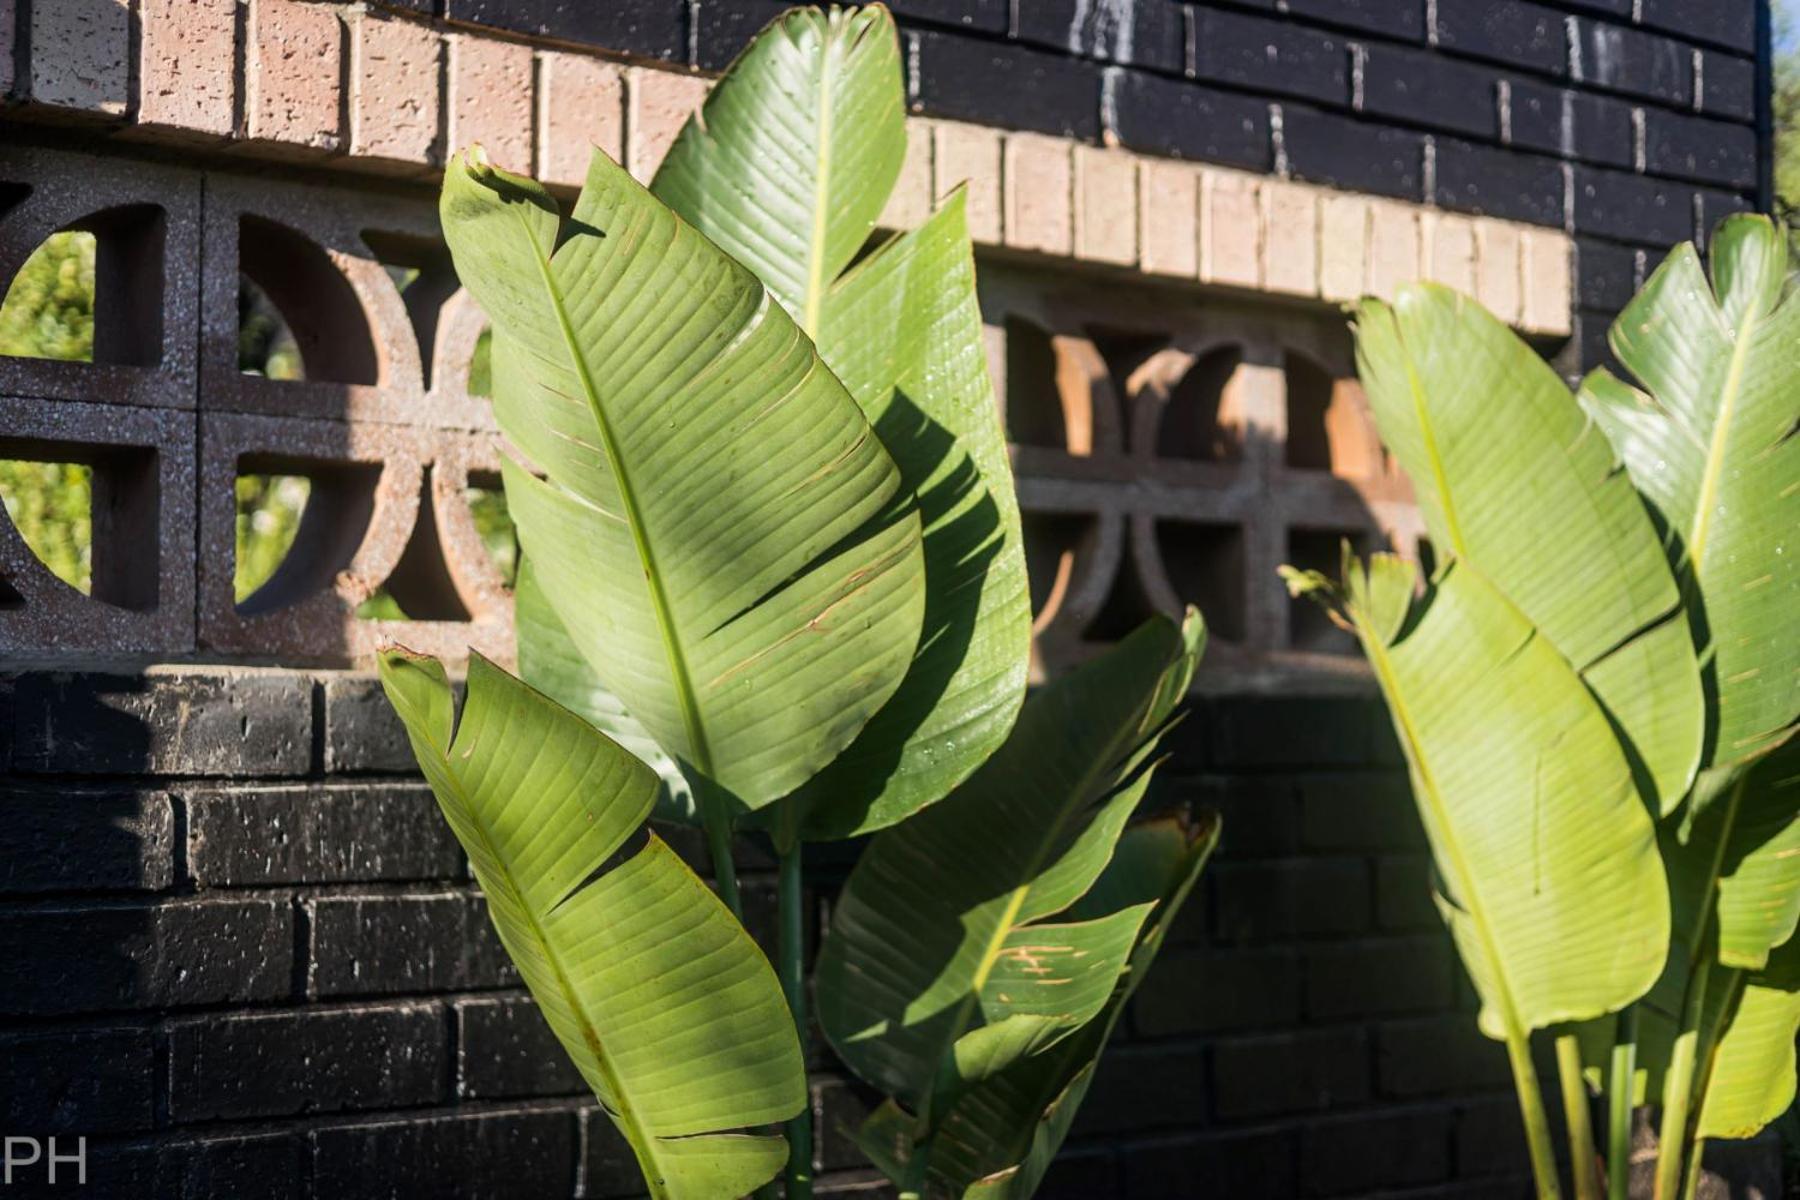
[
  {"x1": 1607, "y1": 1008, "x2": 1638, "y2": 1200},
  {"x1": 776, "y1": 816, "x2": 813, "y2": 1200},
  {"x1": 1556, "y1": 1033, "x2": 1601, "y2": 1200},
  {"x1": 1654, "y1": 953, "x2": 1711, "y2": 1200},
  {"x1": 1506, "y1": 1030, "x2": 1567, "y2": 1200},
  {"x1": 1679, "y1": 1139, "x2": 1707, "y2": 1200},
  {"x1": 686, "y1": 773, "x2": 745, "y2": 921}
]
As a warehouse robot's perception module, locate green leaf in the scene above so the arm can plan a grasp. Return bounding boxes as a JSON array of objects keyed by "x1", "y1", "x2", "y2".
[
  {"x1": 513, "y1": 557, "x2": 696, "y2": 823},
  {"x1": 817, "y1": 612, "x2": 1203, "y2": 1197},
  {"x1": 1712, "y1": 743, "x2": 1800, "y2": 969},
  {"x1": 377, "y1": 649, "x2": 805, "y2": 1199},
  {"x1": 1577, "y1": 214, "x2": 1799, "y2": 773},
  {"x1": 652, "y1": 5, "x2": 1031, "y2": 838},
  {"x1": 1697, "y1": 938, "x2": 1800, "y2": 1140},
  {"x1": 1356, "y1": 287, "x2": 1704, "y2": 814},
  {"x1": 1342, "y1": 555, "x2": 1670, "y2": 1040},
  {"x1": 439, "y1": 144, "x2": 926, "y2": 811}
]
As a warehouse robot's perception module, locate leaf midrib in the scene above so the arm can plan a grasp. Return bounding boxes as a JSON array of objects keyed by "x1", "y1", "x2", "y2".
[
  {"x1": 800, "y1": 22, "x2": 838, "y2": 339},
  {"x1": 516, "y1": 205, "x2": 717, "y2": 779},
  {"x1": 1686, "y1": 298, "x2": 1761, "y2": 577}
]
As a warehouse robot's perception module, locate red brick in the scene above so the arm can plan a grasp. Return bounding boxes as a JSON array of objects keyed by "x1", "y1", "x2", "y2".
[
  {"x1": 138, "y1": 0, "x2": 237, "y2": 137},
  {"x1": 246, "y1": 0, "x2": 344, "y2": 156},
  {"x1": 448, "y1": 34, "x2": 534, "y2": 172},
  {"x1": 350, "y1": 10, "x2": 441, "y2": 169},
  {"x1": 536, "y1": 52, "x2": 624, "y2": 187}
]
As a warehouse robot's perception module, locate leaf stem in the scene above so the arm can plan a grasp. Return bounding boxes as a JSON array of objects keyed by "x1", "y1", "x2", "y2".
[
  {"x1": 1607, "y1": 1008, "x2": 1638, "y2": 1200},
  {"x1": 777, "y1": 818, "x2": 813, "y2": 1200},
  {"x1": 1556, "y1": 1033, "x2": 1600, "y2": 1200},
  {"x1": 691, "y1": 773, "x2": 744, "y2": 921},
  {"x1": 1506, "y1": 1029, "x2": 1566, "y2": 1200},
  {"x1": 1654, "y1": 953, "x2": 1710, "y2": 1200}
]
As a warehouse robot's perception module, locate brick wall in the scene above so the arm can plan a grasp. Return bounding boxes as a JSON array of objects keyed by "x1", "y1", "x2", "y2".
[{"x1": 0, "y1": 670, "x2": 1559, "y2": 1199}]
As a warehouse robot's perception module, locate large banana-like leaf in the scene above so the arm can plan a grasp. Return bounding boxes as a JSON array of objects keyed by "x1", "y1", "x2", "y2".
[
  {"x1": 815, "y1": 610, "x2": 1203, "y2": 1165},
  {"x1": 1696, "y1": 938, "x2": 1800, "y2": 1139},
  {"x1": 377, "y1": 650, "x2": 805, "y2": 1199},
  {"x1": 1578, "y1": 215, "x2": 1799, "y2": 774},
  {"x1": 653, "y1": 5, "x2": 1031, "y2": 837},
  {"x1": 439, "y1": 145, "x2": 926, "y2": 811},
  {"x1": 1313, "y1": 554, "x2": 1669, "y2": 1040},
  {"x1": 1355, "y1": 287, "x2": 1703, "y2": 814}
]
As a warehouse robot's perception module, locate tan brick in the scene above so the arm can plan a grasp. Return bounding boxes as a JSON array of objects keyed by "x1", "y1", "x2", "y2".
[
  {"x1": 1319, "y1": 194, "x2": 1370, "y2": 302},
  {"x1": 30, "y1": 0, "x2": 130, "y2": 115},
  {"x1": 934, "y1": 123, "x2": 1003, "y2": 246},
  {"x1": 447, "y1": 35, "x2": 534, "y2": 172},
  {"x1": 627, "y1": 66, "x2": 709, "y2": 183},
  {"x1": 1004, "y1": 134, "x2": 1073, "y2": 257},
  {"x1": 138, "y1": 0, "x2": 237, "y2": 136},
  {"x1": 1474, "y1": 222, "x2": 1524, "y2": 326},
  {"x1": 1522, "y1": 230, "x2": 1573, "y2": 335},
  {"x1": 349, "y1": 11, "x2": 440, "y2": 168},
  {"x1": 1074, "y1": 145, "x2": 1137, "y2": 266},
  {"x1": 538, "y1": 53, "x2": 624, "y2": 187},
  {"x1": 246, "y1": 0, "x2": 343, "y2": 155},
  {"x1": 1139, "y1": 158, "x2": 1199, "y2": 278},
  {"x1": 1262, "y1": 181, "x2": 1319, "y2": 296},
  {"x1": 1200, "y1": 170, "x2": 1261, "y2": 288},
  {"x1": 0, "y1": 0, "x2": 13, "y2": 96},
  {"x1": 1424, "y1": 213, "x2": 1477, "y2": 295},
  {"x1": 1367, "y1": 202, "x2": 1422, "y2": 300},
  {"x1": 879, "y1": 120, "x2": 933, "y2": 231}
]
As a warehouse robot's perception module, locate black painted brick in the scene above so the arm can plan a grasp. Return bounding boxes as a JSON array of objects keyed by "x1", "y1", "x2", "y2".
[
  {"x1": 1210, "y1": 694, "x2": 1385, "y2": 769},
  {"x1": 690, "y1": 0, "x2": 775, "y2": 71},
  {"x1": 1576, "y1": 237, "x2": 1639, "y2": 309},
  {"x1": 1699, "y1": 50, "x2": 1757, "y2": 122},
  {"x1": 1190, "y1": 9, "x2": 1351, "y2": 107},
  {"x1": 1297, "y1": 772, "x2": 1421, "y2": 851},
  {"x1": 1213, "y1": 858, "x2": 1371, "y2": 943},
  {"x1": 441, "y1": 0, "x2": 686, "y2": 59},
  {"x1": 1644, "y1": 109, "x2": 1758, "y2": 188},
  {"x1": 1640, "y1": 0, "x2": 1755, "y2": 55},
  {"x1": 584, "y1": 1109, "x2": 659, "y2": 1198},
  {"x1": 102, "y1": 1132, "x2": 309, "y2": 1200},
  {"x1": 1698, "y1": 186, "x2": 1754, "y2": 238},
  {"x1": 1570, "y1": 91, "x2": 1636, "y2": 168},
  {"x1": 306, "y1": 892, "x2": 516, "y2": 998},
  {"x1": 913, "y1": 31, "x2": 1101, "y2": 140},
  {"x1": 1073, "y1": 1042, "x2": 1209, "y2": 1135},
  {"x1": 0, "y1": 1027, "x2": 156, "y2": 1134},
  {"x1": 0, "y1": 897, "x2": 292, "y2": 1015},
  {"x1": 1282, "y1": 107, "x2": 1425, "y2": 200},
  {"x1": 1014, "y1": 0, "x2": 1184, "y2": 75},
  {"x1": 1360, "y1": 44, "x2": 1501, "y2": 139},
  {"x1": 1106, "y1": 69, "x2": 1270, "y2": 168},
  {"x1": 321, "y1": 675, "x2": 416, "y2": 773},
  {"x1": 1300, "y1": 1108, "x2": 1454, "y2": 1196},
  {"x1": 6, "y1": 672, "x2": 312, "y2": 777},
  {"x1": 1573, "y1": 164, "x2": 1695, "y2": 244},
  {"x1": 184, "y1": 783, "x2": 461, "y2": 886},
  {"x1": 1162, "y1": 774, "x2": 1299, "y2": 858},
  {"x1": 454, "y1": 993, "x2": 583, "y2": 1099},
  {"x1": 1376, "y1": 1014, "x2": 1512, "y2": 1098},
  {"x1": 1434, "y1": 138, "x2": 1566, "y2": 226},
  {"x1": 167, "y1": 1002, "x2": 449, "y2": 1122},
  {"x1": 1123, "y1": 1128, "x2": 1300, "y2": 1199},
  {"x1": 891, "y1": 0, "x2": 1008, "y2": 33},
  {"x1": 311, "y1": 1109, "x2": 577, "y2": 1200},
  {"x1": 1133, "y1": 945, "x2": 1301, "y2": 1034},
  {"x1": 1433, "y1": 0, "x2": 1567, "y2": 76},
  {"x1": 1285, "y1": 0, "x2": 1424, "y2": 41},
  {"x1": 0, "y1": 788, "x2": 174, "y2": 893},
  {"x1": 1456, "y1": 1094, "x2": 1541, "y2": 1177},
  {"x1": 1375, "y1": 853, "x2": 1441, "y2": 931},
  {"x1": 814, "y1": 1076, "x2": 879, "y2": 1172},
  {"x1": 1571, "y1": 19, "x2": 1693, "y2": 106},
  {"x1": 1303, "y1": 935, "x2": 1456, "y2": 1019},
  {"x1": 1212, "y1": 1027, "x2": 1370, "y2": 1119}
]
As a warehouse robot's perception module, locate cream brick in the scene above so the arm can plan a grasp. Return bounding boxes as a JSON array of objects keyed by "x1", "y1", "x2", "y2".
[
  {"x1": 1262, "y1": 181, "x2": 1319, "y2": 296},
  {"x1": 447, "y1": 35, "x2": 533, "y2": 171},
  {"x1": 1200, "y1": 170, "x2": 1261, "y2": 289},
  {"x1": 1424, "y1": 213, "x2": 1477, "y2": 295},
  {"x1": 1004, "y1": 134, "x2": 1074, "y2": 257},
  {"x1": 879, "y1": 120, "x2": 933, "y2": 230},
  {"x1": 934, "y1": 124, "x2": 1003, "y2": 246},
  {"x1": 139, "y1": 0, "x2": 237, "y2": 136},
  {"x1": 627, "y1": 66, "x2": 709, "y2": 183},
  {"x1": 1074, "y1": 145, "x2": 1137, "y2": 266},
  {"x1": 1522, "y1": 229, "x2": 1573, "y2": 335},
  {"x1": 1367, "y1": 202, "x2": 1421, "y2": 300},
  {"x1": 30, "y1": 0, "x2": 129, "y2": 115},
  {"x1": 1319, "y1": 195, "x2": 1370, "y2": 302},
  {"x1": 349, "y1": 11, "x2": 440, "y2": 168},
  {"x1": 538, "y1": 53, "x2": 624, "y2": 187},
  {"x1": 1475, "y1": 222, "x2": 1524, "y2": 326},
  {"x1": 1139, "y1": 158, "x2": 1199, "y2": 278}
]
